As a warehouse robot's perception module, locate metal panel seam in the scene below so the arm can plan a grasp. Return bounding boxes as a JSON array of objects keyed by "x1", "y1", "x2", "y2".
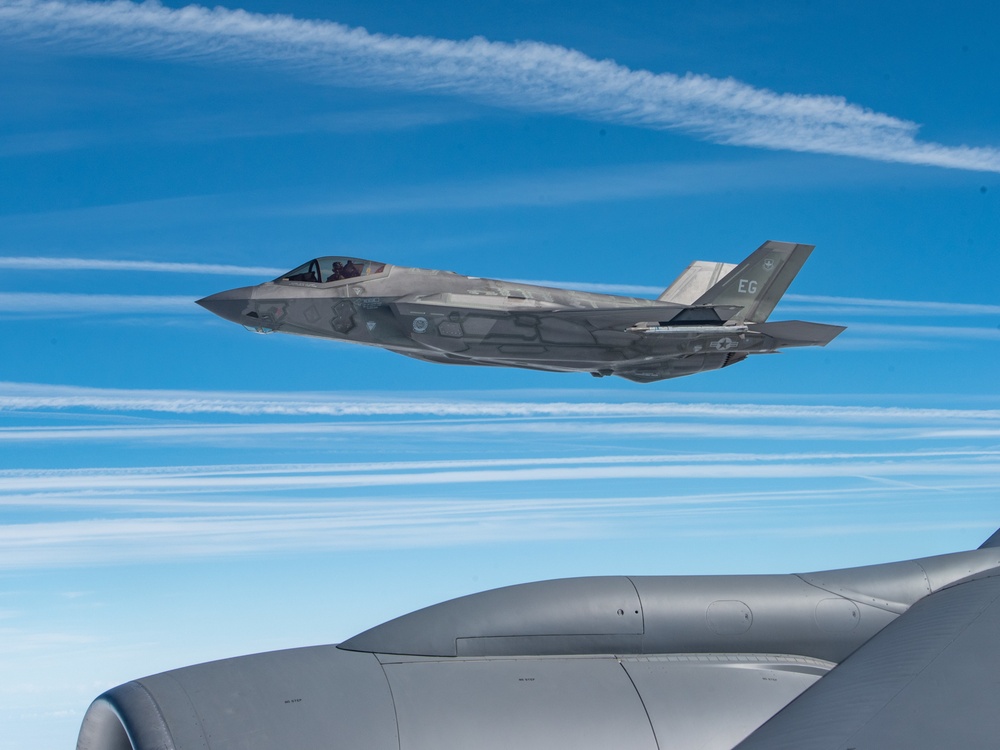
[
  {"x1": 625, "y1": 577, "x2": 646, "y2": 637},
  {"x1": 791, "y1": 573, "x2": 897, "y2": 611},
  {"x1": 375, "y1": 655, "x2": 403, "y2": 750},
  {"x1": 127, "y1": 679, "x2": 179, "y2": 750},
  {"x1": 911, "y1": 560, "x2": 932, "y2": 594},
  {"x1": 616, "y1": 659, "x2": 660, "y2": 750}
]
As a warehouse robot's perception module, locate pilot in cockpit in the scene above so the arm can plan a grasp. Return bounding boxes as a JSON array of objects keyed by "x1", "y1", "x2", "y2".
[{"x1": 327, "y1": 261, "x2": 344, "y2": 282}]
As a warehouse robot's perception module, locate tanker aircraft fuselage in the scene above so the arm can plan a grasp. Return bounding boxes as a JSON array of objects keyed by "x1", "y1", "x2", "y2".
[{"x1": 79, "y1": 529, "x2": 1000, "y2": 750}]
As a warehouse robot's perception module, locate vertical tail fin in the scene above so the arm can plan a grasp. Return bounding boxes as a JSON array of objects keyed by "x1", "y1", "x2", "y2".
[
  {"x1": 979, "y1": 528, "x2": 1000, "y2": 549},
  {"x1": 693, "y1": 240, "x2": 814, "y2": 323}
]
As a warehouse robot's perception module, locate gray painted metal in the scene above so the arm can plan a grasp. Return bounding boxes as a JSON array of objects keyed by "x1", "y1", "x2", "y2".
[
  {"x1": 622, "y1": 654, "x2": 830, "y2": 749},
  {"x1": 340, "y1": 576, "x2": 644, "y2": 657},
  {"x1": 979, "y1": 527, "x2": 1000, "y2": 548},
  {"x1": 79, "y1": 646, "x2": 397, "y2": 750},
  {"x1": 340, "y1": 548, "x2": 1000, "y2": 662},
  {"x1": 381, "y1": 657, "x2": 658, "y2": 750},
  {"x1": 736, "y1": 571, "x2": 1000, "y2": 750},
  {"x1": 196, "y1": 241, "x2": 844, "y2": 383},
  {"x1": 77, "y1": 537, "x2": 1000, "y2": 750}
]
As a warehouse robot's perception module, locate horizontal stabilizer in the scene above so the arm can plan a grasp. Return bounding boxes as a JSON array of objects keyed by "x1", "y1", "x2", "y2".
[{"x1": 751, "y1": 320, "x2": 846, "y2": 347}]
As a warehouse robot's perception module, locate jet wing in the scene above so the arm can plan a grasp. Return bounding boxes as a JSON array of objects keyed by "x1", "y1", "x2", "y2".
[
  {"x1": 736, "y1": 570, "x2": 1000, "y2": 750},
  {"x1": 548, "y1": 304, "x2": 743, "y2": 329},
  {"x1": 392, "y1": 294, "x2": 742, "y2": 330},
  {"x1": 392, "y1": 293, "x2": 565, "y2": 314}
]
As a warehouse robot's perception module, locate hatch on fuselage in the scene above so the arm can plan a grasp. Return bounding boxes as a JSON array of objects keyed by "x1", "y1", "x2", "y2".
[{"x1": 277, "y1": 257, "x2": 388, "y2": 285}]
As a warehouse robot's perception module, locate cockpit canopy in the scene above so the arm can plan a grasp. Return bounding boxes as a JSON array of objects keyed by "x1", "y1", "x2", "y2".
[{"x1": 277, "y1": 257, "x2": 388, "y2": 284}]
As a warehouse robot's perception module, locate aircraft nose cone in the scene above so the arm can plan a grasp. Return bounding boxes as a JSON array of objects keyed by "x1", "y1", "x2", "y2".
[{"x1": 196, "y1": 286, "x2": 256, "y2": 325}]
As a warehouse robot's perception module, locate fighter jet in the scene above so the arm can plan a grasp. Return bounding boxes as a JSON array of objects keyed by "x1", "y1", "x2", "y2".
[
  {"x1": 79, "y1": 528, "x2": 1000, "y2": 750},
  {"x1": 197, "y1": 240, "x2": 844, "y2": 382}
]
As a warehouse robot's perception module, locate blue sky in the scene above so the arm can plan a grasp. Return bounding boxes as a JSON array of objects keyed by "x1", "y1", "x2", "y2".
[{"x1": 1, "y1": 0, "x2": 999, "y2": 746}]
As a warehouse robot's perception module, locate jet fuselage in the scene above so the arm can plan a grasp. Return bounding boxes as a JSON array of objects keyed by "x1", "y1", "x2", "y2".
[{"x1": 197, "y1": 242, "x2": 844, "y2": 382}]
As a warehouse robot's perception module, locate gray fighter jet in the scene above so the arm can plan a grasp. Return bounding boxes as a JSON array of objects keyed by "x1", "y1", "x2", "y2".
[
  {"x1": 79, "y1": 528, "x2": 1000, "y2": 750},
  {"x1": 197, "y1": 241, "x2": 844, "y2": 382}
]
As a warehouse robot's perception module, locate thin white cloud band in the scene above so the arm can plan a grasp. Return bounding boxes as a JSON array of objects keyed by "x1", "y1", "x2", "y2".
[{"x1": 1, "y1": 0, "x2": 997, "y2": 171}]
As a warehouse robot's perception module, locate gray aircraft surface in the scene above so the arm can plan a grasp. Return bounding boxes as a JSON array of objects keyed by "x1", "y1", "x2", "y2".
[
  {"x1": 197, "y1": 240, "x2": 844, "y2": 382},
  {"x1": 79, "y1": 528, "x2": 1000, "y2": 750}
]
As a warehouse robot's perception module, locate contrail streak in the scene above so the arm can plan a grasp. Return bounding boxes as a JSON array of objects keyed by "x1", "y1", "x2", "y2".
[
  {"x1": 1, "y1": 0, "x2": 997, "y2": 171},
  {"x1": 0, "y1": 256, "x2": 283, "y2": 276}
]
